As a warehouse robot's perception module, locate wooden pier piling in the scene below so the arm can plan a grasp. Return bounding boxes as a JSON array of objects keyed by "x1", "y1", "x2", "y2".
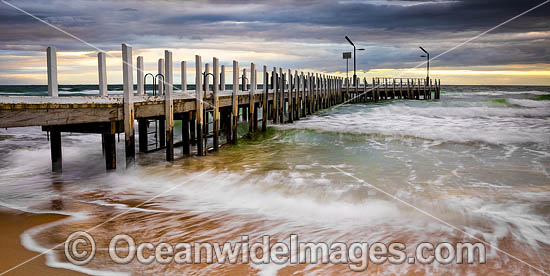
[
  {"x1": 213, "y1": 57, "x2": 220, "y2": 151},
  {"x1": 164, "y1": 50, "x2": 174, "y2": 161},
  {"x1": 249, "y1": 63, "x2": 255, "y2": 132},
  {"x1": 182, "y1": 112, "x2": 191, "y2": 155},
  {"x1": 122, "y1": 43, "x2": 135, "y2": 167},
  {"x1": 262, "y1": 65, "x2": 268, "y2": 132},
  {"x1": 279, "y1": 68, "x2": 284, "y2": 123},
  {"x1": 220, "y1": 65, "x2": 226, "y2": 91},
  {"x1": 103, "y1": 133, "x2": 116, "y2": 170},
  {"x1": 196, "y1": 55, "x2": 205, "y2": 155},
  {"x1": 288, "y1": 69, "x2": 294, "y2": 123},
  {"x1": 50, "y1": 128, "x2": 62, "y2": 172},
  {"x1": 231, "y1": 60, "x2": 239, "y2": 144}
]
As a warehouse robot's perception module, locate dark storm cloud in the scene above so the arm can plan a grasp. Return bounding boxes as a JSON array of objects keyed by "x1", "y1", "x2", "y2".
[{"x1": 0, "y1": 0, "x2": 548, "y2": 70}]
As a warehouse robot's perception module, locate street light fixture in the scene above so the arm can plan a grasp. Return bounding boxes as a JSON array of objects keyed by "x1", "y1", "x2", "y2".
[
  {"x1": 419, "y1": 46, "x2": 429, "y2": 82},
  {"x1": 345, "y1": 36, "x2": 365, "y2": 86}
]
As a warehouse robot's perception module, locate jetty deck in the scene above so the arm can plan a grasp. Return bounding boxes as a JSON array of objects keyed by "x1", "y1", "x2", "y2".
[{"x1": 0, "y1": 44, "x2": 440, "y2": 172}]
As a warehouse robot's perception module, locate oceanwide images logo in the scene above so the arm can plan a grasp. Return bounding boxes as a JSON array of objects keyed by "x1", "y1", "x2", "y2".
[{"x1": 64, "y1": 231, "x2": 486, "y2": 271}]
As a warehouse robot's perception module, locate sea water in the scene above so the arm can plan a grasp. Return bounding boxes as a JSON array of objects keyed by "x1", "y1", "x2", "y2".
[{"x1": 0, "y1": 85, "x2": 549, "y2": 275}]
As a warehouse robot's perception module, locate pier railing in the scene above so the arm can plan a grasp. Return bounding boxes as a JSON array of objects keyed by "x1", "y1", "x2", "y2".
[{"x1": 0, "y1": 44, "x2": 440, "y2": 172}]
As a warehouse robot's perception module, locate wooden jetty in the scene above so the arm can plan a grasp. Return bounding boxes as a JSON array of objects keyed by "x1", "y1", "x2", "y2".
[{"x1": 0, "y1": 44, "x2": 441, "y2": 172}]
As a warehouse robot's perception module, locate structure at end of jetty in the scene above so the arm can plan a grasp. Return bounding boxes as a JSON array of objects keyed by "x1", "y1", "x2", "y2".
[{"x1": 0, "y1": 44, "x2": 441, "y2": 172}]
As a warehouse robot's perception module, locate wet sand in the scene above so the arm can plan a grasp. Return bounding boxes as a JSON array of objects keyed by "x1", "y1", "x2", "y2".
[{"x1": 0, "y1": 208, "x2": 87, "y2": 276}]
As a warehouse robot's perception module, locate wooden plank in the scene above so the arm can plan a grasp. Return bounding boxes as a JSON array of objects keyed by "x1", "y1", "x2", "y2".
[{"x1": 0, "y1": 106, "x2": 121, "y2": 128}]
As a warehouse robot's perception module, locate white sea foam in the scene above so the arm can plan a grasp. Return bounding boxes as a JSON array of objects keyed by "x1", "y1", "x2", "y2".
[
  {"x1": 445, "y1": 90, "x2": 550, "y2": 98},
  {"x1": 20, "y1": 215, "x2": 129, "y2": 276},
  {"x1": 282, "y1": 104, "x2": 550, "y2": 145},
  {"x1": 507, "y1": 98, "x2": 550, "y2": 108},
  {"x1": 100, "y1": 169, "x2": 407, "y2": 228}
]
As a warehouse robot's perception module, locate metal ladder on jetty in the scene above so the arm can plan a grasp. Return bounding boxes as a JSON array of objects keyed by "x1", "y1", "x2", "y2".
[{"x1": 142, "y1": 73, "x2": 164, "y2": 152}]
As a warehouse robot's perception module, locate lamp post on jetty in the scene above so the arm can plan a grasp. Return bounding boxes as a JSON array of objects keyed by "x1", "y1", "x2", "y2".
[
  {"x1": 344, "y1": 36, "x2": 364, "y2": 87},
  {"x1": 419, "y1": 46, "x2": 430, "y2": 82}
]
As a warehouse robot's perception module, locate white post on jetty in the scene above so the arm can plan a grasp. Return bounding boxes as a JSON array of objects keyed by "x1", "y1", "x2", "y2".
[
  {"x1": 122, "y1": 43, "x2": 135, "y2": 167},
  {"x1": 158, "y1": 59, "x2": 165, "y2": 95},
  {"x1": 220, "y1": 65, "x2": 225, "y2": 91},
  {"x1": 181, "y1": 61, "x2": 187, "y2": 92},
  {"x1": 205, "y1": 63, "x2": 210, "y2": 93},
  {"x1": 164, "y1": 50, "x2": 174, "y2": 161},
  {"x1": 137, "y1": 56, "x2": 144, "y2": 95},
  {"x1": 47, "y1": 46, "x2": 58, "y2": 97},
  {"x1": 98, "y1": 52, "x2": 107, "y2": 97}
]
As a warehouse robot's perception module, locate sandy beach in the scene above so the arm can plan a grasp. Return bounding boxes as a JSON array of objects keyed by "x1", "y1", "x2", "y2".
[{"x1": 0, "y1": 208, "x2": 87, "y2": 276}]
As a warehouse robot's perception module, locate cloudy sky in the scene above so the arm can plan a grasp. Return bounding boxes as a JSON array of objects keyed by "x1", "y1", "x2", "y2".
[{"x1": 0, "y1": 0, "x2": 549, "y2": 85}]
